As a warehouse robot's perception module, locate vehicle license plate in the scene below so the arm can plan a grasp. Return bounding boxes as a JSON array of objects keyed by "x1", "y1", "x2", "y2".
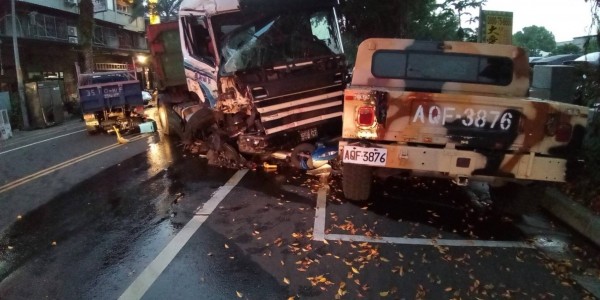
[
  {"x1": 342, "y1": 146, "x2": 387, "y2": 167},
  {"x1": 411, "y1": 103, "x2": 518, "y2": 131},
  {"x1": 299, "y1": 127, "x2": 318, "y2": 141}
]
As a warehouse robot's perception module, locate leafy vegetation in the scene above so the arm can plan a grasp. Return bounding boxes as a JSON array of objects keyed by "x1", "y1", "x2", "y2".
[
  {"x1": 513, "y1": 26, "x2": 556, "y2": 56},
  {"x1": 338, "y1": 0, "x2": 485, "y2": 62},
  {"x1": 562, "y1": 0, "x2": 600, "y2": 213},
  {"x1": 551, "y1": 43, "x2": 582, "y2": 55}
]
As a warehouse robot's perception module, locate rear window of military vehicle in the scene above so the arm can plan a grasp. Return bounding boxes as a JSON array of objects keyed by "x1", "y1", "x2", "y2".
[{"x1": 372, "y1": 50, "x2": 513, "y2": 86}]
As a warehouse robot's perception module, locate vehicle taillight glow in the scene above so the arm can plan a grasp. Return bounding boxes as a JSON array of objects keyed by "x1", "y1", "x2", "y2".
[
  {"x1": 357, "y1": 106, "x2": 376, "y2": 127},
  {"x1": 555, "y1": 123, "x2": 572, "y2": 142}
]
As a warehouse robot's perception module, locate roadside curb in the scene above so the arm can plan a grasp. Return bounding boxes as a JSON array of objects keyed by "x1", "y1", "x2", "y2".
[{"x1": 541, "y1": 187, "x2": 600, "y2": 247}]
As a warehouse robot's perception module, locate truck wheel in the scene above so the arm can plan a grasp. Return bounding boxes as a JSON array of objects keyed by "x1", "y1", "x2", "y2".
[
  {"x1": 342, "y1": 163, "x2": 372, "y2": 202},
  {"x1": 86, "y1": 126, "x2": 100, "y2": 135},
  {"x1": 183, "y1": 107, "x2": 215, "y2": 144}
]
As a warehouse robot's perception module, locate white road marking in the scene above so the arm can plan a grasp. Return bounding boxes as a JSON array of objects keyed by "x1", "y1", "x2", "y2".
[
  {"x1": 118, "y1": 169, "x2": 249, "y2": 300},
  {"x1": 0, "y1": 129, "x2": 86, "y2": 155},
  {"x1": 312, "y1": 182, "x2": 328, "y2": 242},
  {"x1": 312, "y1": 186, "x2": 533, "y2": 249},
  {"x1": 324, "y1": 233, "x2": 533, "y2": 248}
]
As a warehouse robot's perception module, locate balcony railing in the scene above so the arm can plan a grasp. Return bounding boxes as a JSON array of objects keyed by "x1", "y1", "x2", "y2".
[{"x1": 0, "y1": 12, "x2": 147, "y2": 51}]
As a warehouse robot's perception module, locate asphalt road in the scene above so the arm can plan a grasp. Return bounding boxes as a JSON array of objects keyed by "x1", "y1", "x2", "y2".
[{"x1": 0, "y1": 114, "x2": 598, "y2": 299}]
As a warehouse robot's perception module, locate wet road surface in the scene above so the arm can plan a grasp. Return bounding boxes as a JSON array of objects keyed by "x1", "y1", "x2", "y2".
[{"x1": 1, "y1": 132, "x2": 599, "y2": 299}]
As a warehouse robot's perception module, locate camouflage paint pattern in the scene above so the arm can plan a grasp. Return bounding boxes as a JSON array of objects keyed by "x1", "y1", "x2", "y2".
[{"x1": 341, "y1": 38, "x2": 590, "y2": 183}]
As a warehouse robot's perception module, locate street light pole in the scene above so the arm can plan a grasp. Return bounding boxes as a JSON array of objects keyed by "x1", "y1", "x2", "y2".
[{"x1": 12, "y1": 0, "x2": 29, "y2": 129}]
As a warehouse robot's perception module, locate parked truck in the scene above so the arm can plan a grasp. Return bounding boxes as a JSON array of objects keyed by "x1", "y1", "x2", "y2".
[
  {"x1": 149, "y1": 0, "x2": 347, "y2": 168},
  {"x1": 340, "y1": 39, "x2": 591, "y2": 201},
  {"x1": 77, "y1": 66, "x2": 146, "y2": 134}
]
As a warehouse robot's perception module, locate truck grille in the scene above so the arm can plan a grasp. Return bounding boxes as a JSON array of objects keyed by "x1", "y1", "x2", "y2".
[{"x1": 248, "y1": 69, "x2": 345, "y2": 136}]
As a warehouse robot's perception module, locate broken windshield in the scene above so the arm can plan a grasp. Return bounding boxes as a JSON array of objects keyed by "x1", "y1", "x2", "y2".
[{"x1": 219, "y1": 8, "x2": 342, "y2": 75}]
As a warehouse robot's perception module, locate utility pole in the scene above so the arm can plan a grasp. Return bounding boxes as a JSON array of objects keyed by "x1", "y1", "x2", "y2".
[{"x1": 12, "y1": 0, "x2": 29, "y2": 129}]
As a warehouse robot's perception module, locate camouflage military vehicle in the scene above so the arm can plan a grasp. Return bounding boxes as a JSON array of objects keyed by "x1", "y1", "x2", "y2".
[{"x1": 340, "y1": 38, "x2": 590, "y2": 201}]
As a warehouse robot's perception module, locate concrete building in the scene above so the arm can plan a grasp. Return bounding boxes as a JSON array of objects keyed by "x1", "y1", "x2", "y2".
[
  {"x1": 571, "y1": 35, "x2": 598, "y2": 51},
  {"x1": 557, "y1": 35, "x2": 598, "y2": 52},
  {"x1": 0, "y1": 0, "x2": 148, "y2": 110}
]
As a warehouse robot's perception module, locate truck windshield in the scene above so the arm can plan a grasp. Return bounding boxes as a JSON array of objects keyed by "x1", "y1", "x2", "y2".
[{"x1": 218, "y1": 8, "x2": 342, "y2": 75}]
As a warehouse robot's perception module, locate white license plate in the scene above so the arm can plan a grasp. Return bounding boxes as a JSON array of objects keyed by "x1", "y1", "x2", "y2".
[
  {"x1": 411, "y1": 102, "x2": 519, "y2": 131},
  {"x1": 342, "y1": 146, "x2": 387, "y2": 167},
  {"x1": 85, "y1": 120, "x2": 99, "y2": 126}
]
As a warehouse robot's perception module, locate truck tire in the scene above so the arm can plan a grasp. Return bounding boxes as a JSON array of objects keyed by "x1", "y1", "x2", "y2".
[
  {"x1": 342, "y1": 163, "x2": 373, "y2": 202},
  {"x1": 86, "y1": 126, "x2": 100, "y2": 135},
  {"x1": 183, "y1": 107, "x2": 215, "y2": 144}
]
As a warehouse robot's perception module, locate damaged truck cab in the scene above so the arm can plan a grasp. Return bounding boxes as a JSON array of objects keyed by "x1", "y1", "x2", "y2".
[
  {"x1": 340, "y1": 38, "x2": 591, "y2": 201},
  {"x1": 154, "y1": 0, "x2": 346, "y2": 167}
]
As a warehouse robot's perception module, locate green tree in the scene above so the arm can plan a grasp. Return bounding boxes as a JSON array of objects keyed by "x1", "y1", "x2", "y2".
[
  {"x1": 440, "y1": 0, "x2": 487, "y2": 41},
  {"x1": 338, "y1": 0, "x2": 484, "y2": 61},
  {"x1": 513, "y1": 25, "x2": 556, "y2": 57},
  {"x1": 551, "y1": 43, "x2": 582, "y2": 55}
]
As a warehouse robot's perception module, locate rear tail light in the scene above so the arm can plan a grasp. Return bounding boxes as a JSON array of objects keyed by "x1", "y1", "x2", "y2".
[
  {"x1": 545, "y1": 114, "x2": 573, "y2": 142},
  {"x1": 357, "y1": 106, "x2": 376, "y2": 127},
  {"x1": 83, "y1": 113, "x2": 95, "y2": 121},
  {"x1": 555, "y1": 123, "x2": 573, "y2": 142}
]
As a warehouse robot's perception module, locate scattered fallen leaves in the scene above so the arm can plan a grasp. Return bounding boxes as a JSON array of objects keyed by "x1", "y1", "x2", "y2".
[{"x1": 274, "y1": 237, "x2": 284, "y2": 247}]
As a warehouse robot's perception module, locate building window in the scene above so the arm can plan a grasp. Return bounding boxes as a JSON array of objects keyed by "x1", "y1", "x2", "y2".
[{"x1": 116, "y1": 0, "x2": 132, "y2": 14}]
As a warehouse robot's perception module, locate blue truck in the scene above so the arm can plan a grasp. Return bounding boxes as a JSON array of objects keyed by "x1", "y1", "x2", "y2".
[{"x1": 77, "y1": 68, "x2": 146, "y2": 134}]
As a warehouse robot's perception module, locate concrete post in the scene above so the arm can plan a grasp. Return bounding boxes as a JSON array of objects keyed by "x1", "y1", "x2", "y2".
[{"x1": 12, "y1": 0, "x2": 29, "y2": 129}]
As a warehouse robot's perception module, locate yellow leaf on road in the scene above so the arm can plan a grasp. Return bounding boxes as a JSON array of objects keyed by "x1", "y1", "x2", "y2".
[
  {"x1": 379, "y1": 291, "x2": 389, "y2": 297},
  {"x1": 351, "y1": 267, "x2": 359, "y2": 274},
  {"x1": 284, "y1": 277, "x2": 290, "y2": 285},
  {"x1": 225, "y1": 243, "x2": 229, "y2": 249},
  {"x1": 236, "y1": 291, "x2": 243, "y2": 298}
]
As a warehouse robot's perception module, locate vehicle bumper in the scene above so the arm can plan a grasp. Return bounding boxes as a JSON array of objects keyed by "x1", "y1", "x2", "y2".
[{"x1": 339, "y1": 140, "x2": 567, "y2": 183}]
